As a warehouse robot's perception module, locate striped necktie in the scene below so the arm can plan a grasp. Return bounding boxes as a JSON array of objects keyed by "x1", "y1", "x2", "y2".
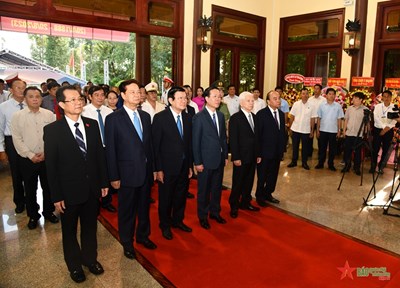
[{"x1": 74, "y1": 123, "x2": 87, "y2": 159}]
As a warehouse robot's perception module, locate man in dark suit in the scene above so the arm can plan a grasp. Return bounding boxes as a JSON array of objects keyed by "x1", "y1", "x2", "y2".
[
  {"x1": 152, "y1": 86, "x2": 193, "y2": 240},
  {"x1": 44, "y1": 86, "x2": 109, "y2": 283},
  {"x1": 105, "y1": 79, "x2": 156, "y2": 260},
  {"x1": 228, "y1": 91, "x2": 261, "y2": 218},
  {"x1": 192, "y1": 86, "x2": 228, "y2": 229},
  {"x1": 256, "y1": 90, "x2": 286, "y2": 207}
]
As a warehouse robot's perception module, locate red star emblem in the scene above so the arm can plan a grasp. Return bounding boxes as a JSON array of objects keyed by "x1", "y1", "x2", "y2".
[{"x1": 337, "y1": 260, "x2": 356, "y2": 280}]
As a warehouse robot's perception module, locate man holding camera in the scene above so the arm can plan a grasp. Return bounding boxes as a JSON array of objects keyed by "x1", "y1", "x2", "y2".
[
  {"x1": 341, "y1": 92, "x2": 369, "y2": 175},
  {"x1": 370, "y1": 90, "x2": 399, "y2": 174}
]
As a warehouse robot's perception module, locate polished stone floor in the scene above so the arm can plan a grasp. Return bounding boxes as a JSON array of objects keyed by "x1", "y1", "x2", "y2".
[{"x1": 1, "y1": 148, "x2": 400, "y2": 287}]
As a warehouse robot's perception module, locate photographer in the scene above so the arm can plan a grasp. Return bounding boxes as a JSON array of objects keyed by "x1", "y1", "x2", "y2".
[
  {"x1": 342, "y1": 92, "x2": 369, "y2": 175},
  {"x1": 370, "y1": 90, "x2": 400, "y2": 174}
]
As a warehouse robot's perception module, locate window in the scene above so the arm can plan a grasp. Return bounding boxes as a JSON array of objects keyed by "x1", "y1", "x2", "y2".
[
  {"x1": 215, "y1": 16, "x2": 258, "y2": 41},
  {"x1": 288, "y1": 19, "x2": 339, "y2": 42},
  {"x1": 148, "y1": 2, "x2": 174, "y2": 28},
  {"x1": 278, "y1": 9, "x2": 344, "y2": 87},
  {"x1": 211, "y1": 6, "x2": 265, "y2": 94}
]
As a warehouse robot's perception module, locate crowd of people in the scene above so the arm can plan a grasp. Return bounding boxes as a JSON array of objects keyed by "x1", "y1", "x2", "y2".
[{"x1": 0, "y1": 76, "x2": 398, "y2": 283}]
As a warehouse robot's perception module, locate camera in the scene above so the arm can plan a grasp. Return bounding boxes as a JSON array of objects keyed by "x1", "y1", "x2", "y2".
[{"x1": 387, "y1": 104, "x2": 399, "y2": 119}]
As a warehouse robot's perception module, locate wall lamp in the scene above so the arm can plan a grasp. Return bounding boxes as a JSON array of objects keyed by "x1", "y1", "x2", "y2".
[
  {"x1": 197, "y1": 15, "x2": 213, "y2": 53},
  {"x1": 343, "y1": 19, "x2": 361, "y2": 56}
]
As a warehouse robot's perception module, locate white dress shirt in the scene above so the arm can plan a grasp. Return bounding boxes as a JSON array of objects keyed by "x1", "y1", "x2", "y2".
[
  {"x1": 0, "y1": 98, "x2": 26, "y2": 152},
  {"x1": 205, "y1": 106, "x2": 219, "y2": 135},
  {"x1": 65, "y1": 115, "x2": 87, "y2": 147},
  {"x1": 223, "y1": 95, "x2": 240, "y2": 116},
  {"x1": 141, "y1": 100, "x2": 165, "y2": 122},
  {"x1": 82, "y1": 103, "x2": 113, "y2": 144}
]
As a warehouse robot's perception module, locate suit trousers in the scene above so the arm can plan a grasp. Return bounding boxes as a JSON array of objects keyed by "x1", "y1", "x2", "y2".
[
  {"x1": 5, "y1": 136, "x2": 25, "y2": 207},
  {"x1": 118, "y1": 182, "x2": 151, "y2": 249},
  {"x1": 19, "y1": 157, "x2": 54, "y2": 219},
  {"x1": 291, "y1": 131, "x2": 310, "y2": 164},
  {"x1": 318, "y1": 131, "x2": 337, "y2": 167},
  {"x1": 60, "y1": 192, "x2": 99, "y2": 272},
  {"x1": 229, "y1": 162, "x2": 255, "y2": 210},
  {"x1": 371, "y1": 128, "x2": 393, "y2": 170},
  {"x1": 255, "y1": 158, "x2": 280, "y2": 201},
  {"x1": 158, "y1": 165, "x2": 188, "y2": 230},
  {"x1": 197, "y1": 159, "x2": 224, "y2": 219},
  {"x1": 343, "y1": 136, "x2": 363, "y2": 170}
]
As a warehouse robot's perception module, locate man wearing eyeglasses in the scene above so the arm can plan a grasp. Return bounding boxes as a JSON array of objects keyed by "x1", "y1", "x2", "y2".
[{"x1": 44, "y1": 85, "x2": 109, "y2": 283}]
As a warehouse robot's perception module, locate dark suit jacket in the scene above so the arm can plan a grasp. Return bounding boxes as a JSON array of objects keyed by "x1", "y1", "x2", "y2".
[
  {"x1": 186, "y1": 105, "x2": 195, "y2": 117},
  {"x1": 44, "y1": 116, "x2": 108, "y2": 205},
  {"x1": 192, "y1": 108, "x2": 228, "y2": 169},
  {"x1": 257, "y1": 107, "x2": 285, "y2": 160},
  {"x1": 229, "y1": 110, "x2": 259, "y2": 164},
  {"x1": 152, "y1": 108, "x2": 192, "y2": 175},
  {"x1": 105, "y1": 107, "x2": 153, "y2": 188}
]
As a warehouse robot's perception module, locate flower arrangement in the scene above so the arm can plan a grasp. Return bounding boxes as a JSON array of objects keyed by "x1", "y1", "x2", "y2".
[{"x1": 283, "y1": 87, "x2": 300, "y2": 107}]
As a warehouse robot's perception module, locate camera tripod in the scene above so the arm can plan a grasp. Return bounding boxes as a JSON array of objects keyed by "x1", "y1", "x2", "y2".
[
  {"x1": 337, "y1": 110, "x2": 372, "y2": 190},
  {"x1": 382, "y1": 147, "x2": 400, "y2": 217},
  {"x1": 363, "y1": 127, "x2": 400, "y2": 206}
]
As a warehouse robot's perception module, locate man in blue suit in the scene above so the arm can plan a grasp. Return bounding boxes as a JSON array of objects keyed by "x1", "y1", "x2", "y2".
[
  {"x1": 105, "y1": 79, "x2": 156, "y2": 260},
  {"x1": 152, "y1": 86, "x2": 193, "y2": 240},
  {"x1": 192, "y1": 86, "x2": 228, "y2": 229},
  {"x1": 256, "y1": 90, "x2": 286, "y2": 207}
]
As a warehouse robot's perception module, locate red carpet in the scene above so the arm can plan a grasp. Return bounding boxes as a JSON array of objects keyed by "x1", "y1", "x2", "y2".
[{"x1": 99, "y1": 181, "x2": 400, "y2": 287}]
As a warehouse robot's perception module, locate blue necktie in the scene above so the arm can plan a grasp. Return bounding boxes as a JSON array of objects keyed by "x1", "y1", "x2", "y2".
[
  {"x1": 96, "y1": 109, "x2": 105, "y2": 145},
  {"x1": 133, "y1": 111, "x2": 143, "y2": 141},
  {"x1": 18, "y1": 103, "x2": 24, "y2": 110},
  {"x1": 212, "y1": 113, "x2": 218, "y2": 135},
  {"x1": 177, "y1": 115, "x2": 183, "y2": 138},
  {"x1": 74, "y1": 123, "x2": 87, "y2": 159}
]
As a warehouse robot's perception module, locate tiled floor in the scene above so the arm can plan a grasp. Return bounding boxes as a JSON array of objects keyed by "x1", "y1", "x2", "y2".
[{"x1": 1, "y1": 150, "x2": 399, "y2": 287}]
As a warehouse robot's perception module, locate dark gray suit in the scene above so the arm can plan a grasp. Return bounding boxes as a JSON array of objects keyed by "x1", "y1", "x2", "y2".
[{"x1": 192, "y1": 108, "x2": 228, "y2": 219}]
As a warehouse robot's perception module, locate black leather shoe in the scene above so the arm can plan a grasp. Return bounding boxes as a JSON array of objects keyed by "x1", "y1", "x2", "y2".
[
  {"x1": 329, "y1": 166, "x2": 336, "y2": 171},
  {"x1": 242, "y1": 204, "x2": 260, "y2": 212},
  {"x1": 314, "y1": 164, "x2": 323, "y2": 169},
  {"x1": 302, "y1": 163, "x2": 310, "y2": 170},
  {"x1": 162, "y1": 228, "x2": 173, "y2": 240},
  {"x1": 27, "y1": 218, "x2": 38, "y2": 230},
  {"x1": 256, "y1": 199, "x2": 268, "y2": 207},
  {"x1": 85, "y1": 261, "x2": 104, "y2": 275},
  {"x1": 187, "y1": 192, "x2": 195, "y2": 199},
  {"x1": 199, "y1": 219, "x2": 210, "y2": 229},
  {"x1": 44, "y1": 213, "x2": 59, "y2": 223},
  {"x1": 209, "y1": 214, "x2": 227, "y2": 224},
  {"x1": 70, "y1": 269, "x2": 86, "y2": 283},
  {"x1": 15, "y1": 204, "x2": 25, "y2": 214},
  {"x1": 230, "y1": 210, "x2": 238, "y2": 218},
  {"x1": 137, "y1": 238, "x2": 157, "y2": 249},
  {"x1": 354, "y1": 169, "x2": 361, "y2": 176},
  {"x1": 123, "y1": 249, "x2": 136, "y2": 260},
  {"x1": 266, "y1": 196, "x2": 280, "y2": 204},
  {"x1": 341, "y1": 167, "x2": 350, "y2": 173},
  {"x1": 378, "y1": 169, "x2": 384, "y2": 175},
  {"x1": 172, "y1": 222, "x2": 192, "y2": 232},
  {"x1": 103, "y1": 204, "x2": 116, "y2": 213},
  {"x1": 287, "y1": 162, "x2": 297, "y2": 168}
]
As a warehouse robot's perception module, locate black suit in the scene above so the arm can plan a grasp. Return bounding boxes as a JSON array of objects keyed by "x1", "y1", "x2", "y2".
[
  {"x1": 186, "y1": 105, "x2": 195, "y2": 117},
  {"x1": 44, "y1": 116, "x2": 108, "y2": 272},
  {"x1": 229, "y1": 110, "x2": 259, "y2": 210},
  {"x1": 256, "y1": 107, "x2": 285, "y2": 201},
  {"x1": 192, "y1": 108, "x2": 228, "y2": 219},
  {"x1": 152, "y1": 108, "x2": 192, "y2": 230},
  {"x1": 105, "y1": 107, "x2": 153, "y2": 250}
]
